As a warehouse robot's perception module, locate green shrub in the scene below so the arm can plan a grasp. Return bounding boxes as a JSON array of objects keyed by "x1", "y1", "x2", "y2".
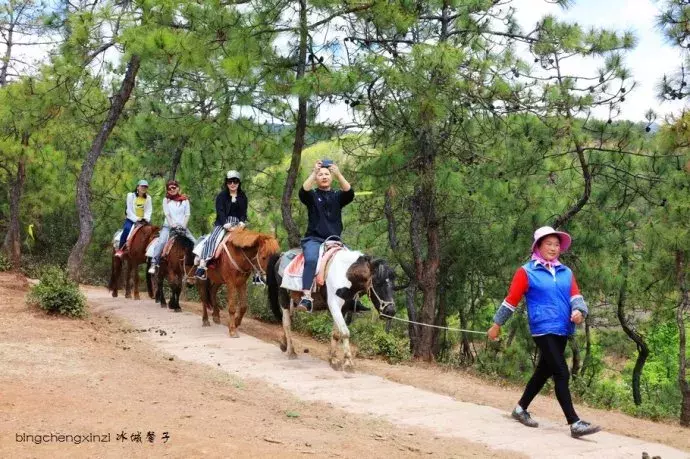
[
  {"x1": 27, "y1": 266, "x2": 87, "y2": 318},
  {"x1": 0, "y1": 252, "x2": 11, "y2": 272},
  {"x1": 350, "y1": 319, "x2": 411, "y2": 363}
]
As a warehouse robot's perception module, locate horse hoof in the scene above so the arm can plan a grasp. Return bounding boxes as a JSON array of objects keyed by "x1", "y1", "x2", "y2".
[
  {"x1": 170, "y1": 307, "x2": 181, "y2": 313},
  {"x1": 280, "y1": 342, "x2": 287, "y2": 352},
  {"x1": 125, "y1": 294, "x2": 131, "y2": 299},
  {"x1": 212, "y1": 316, "x2": 220, "y2": 324},
  {"x1": 288, "y1": 352, "x2": 298, "y2": 360},
  {"x1": 330, "y1": 360, "x2": 343, "y2": 371},
  {"x1": 202, "y1": 320, "x2": 210, "y2": 327},
  {"x1": 112, "y1": 291, "x2": 118, "y2": 298},
  {"x1": 229, "y1": 331, "x2": 239, "y2": 338},
  {"x1": 343, "y1": 363, "x2": 355, "y2": 374},
  {"x1": 134, "y1": 295, "x2": 140, "y2": 301}
]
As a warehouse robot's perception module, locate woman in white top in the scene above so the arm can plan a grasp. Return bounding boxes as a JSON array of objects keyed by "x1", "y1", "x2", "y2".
[
  {"x1": 149, "y1": 180, "x2": 197, "y2": 273},
  {"x1": 115, "y1": 179, "x2": 153, "y2": 257}
]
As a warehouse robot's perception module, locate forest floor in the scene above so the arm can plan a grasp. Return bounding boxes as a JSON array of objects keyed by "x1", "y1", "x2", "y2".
[{"x1": 0, "y1": 271, "x2": 688, "y2": 458}]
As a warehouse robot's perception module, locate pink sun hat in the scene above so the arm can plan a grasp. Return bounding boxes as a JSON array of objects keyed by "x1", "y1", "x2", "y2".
[{"x1": 531, "y1": 226, "x2": 572, "y2": 253}]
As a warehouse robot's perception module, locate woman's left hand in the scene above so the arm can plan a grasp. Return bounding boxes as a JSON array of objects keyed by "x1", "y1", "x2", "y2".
[
  {"x1": 571, "y1": 310, "x2": 584, "y2": 325},
  {"x1": 329, "y1": 163, "x2": 341, "y2": 176}
]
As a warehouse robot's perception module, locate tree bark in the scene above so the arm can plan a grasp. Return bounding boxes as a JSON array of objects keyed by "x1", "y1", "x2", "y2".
[
  {"x1": 410, "y1": 135, "x2": 440, "y2": 361},
  {"x1": 3, "y1": 141, "x2": 27, "y2": 267},
  {"x1": 169, "y1": 137, "x2": 188, "y2": 180},
  {"x1": 67, "y1": 54, "x2": 141, "y2": 280},
  {"x1": 281, "y1": 0, "x2": 308, "y2": 248},
  {"x1": 569, "y1": 335, "x2": 581, "y2": 378},
  {"x1": 675, "y1": 250, "x2": 690, "y2": 426},
  {"x1": 617, "y1": 244, "x2": 648, "y2": 406},
  {"x1": 405, "y1": 284, "x2": 419, "y2": 353}
]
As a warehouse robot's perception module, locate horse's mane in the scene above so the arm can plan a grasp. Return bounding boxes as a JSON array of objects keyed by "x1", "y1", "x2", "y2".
[{"x1": 230, "y1": 229, "x2": 280, "y2": 257}]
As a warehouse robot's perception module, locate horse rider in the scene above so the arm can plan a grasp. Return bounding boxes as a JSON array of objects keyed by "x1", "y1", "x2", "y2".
[
  {"x1": 148, "y1": 180, "x2": 197, "y2": 274},
  {"x1": 115, "y1": 179, "x2": 152, "y2": 258},
  {"x1": 296, "y1": 159, "x2": 354, "y2": 313},
  {"x1": 194, "y1": 170, "x2": 248, "y2": 280}
]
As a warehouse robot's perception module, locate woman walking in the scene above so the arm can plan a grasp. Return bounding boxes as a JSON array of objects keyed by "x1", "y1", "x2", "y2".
[{"x1": 487, "y1": 226, "x2": 601, "y2": 438}]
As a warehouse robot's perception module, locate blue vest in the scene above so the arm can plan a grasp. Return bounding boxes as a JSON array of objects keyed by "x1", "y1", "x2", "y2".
[{"x1": 522, "y1": 261, "x2": 575, "y2": 336}]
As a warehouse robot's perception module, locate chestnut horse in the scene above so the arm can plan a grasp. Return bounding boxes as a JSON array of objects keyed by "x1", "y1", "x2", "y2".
[
  {"x1": 108, "y1": 224, "x2": 159, "y2": 299},
  {"x1": 197, "y1": 229, "x2": 280, "y2": 337},
  {"x1": 155, "y1": 228, "x2": 196, "y2": 311}
]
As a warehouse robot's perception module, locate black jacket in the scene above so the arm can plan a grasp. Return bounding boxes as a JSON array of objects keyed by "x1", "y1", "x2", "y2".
[
  {"x1": 214, "y1": 189, "x2": 248, "y2": 226},
  {"x1": 299, "y1": 187, "x2": 354, "y2": 239}
]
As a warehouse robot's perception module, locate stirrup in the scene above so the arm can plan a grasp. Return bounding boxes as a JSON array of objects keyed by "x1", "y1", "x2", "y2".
[{"x1": 195, "y1": 267, "x2": 207, "y2": 280}]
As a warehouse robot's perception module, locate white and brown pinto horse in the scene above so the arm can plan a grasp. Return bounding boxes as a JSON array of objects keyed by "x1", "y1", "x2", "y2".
[{"x1": 267, "y1": 249, "x2": 396, "y2": 372}]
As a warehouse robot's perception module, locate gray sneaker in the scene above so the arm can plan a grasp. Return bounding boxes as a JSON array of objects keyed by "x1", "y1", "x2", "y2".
[
  {"x1": 570, "y1": 420, "x2": 601, "y2": 438},
  {"x1": 511, "y1": 407, "x2": 539, "y2": 428}
]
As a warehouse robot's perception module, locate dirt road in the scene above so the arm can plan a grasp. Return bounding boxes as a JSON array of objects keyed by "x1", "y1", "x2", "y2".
[{"x1": 1, "y1": 273, "x2": 688, "y2": 458}]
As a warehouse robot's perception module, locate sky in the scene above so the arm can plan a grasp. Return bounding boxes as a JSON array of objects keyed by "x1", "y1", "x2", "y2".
[{"x1": 507, "y1": 0, "x2": 686, "y2": 122}]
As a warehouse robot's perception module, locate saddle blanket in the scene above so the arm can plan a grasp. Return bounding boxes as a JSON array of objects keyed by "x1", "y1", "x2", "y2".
[{"x1": 280, "y1": 242, "x2": 345, "y2": 292}]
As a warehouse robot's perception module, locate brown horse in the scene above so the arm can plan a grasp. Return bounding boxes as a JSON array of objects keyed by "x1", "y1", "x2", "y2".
[
  {"x1": 108, "y1": 224, "x2": 159, "y2": 299},
  {"x1": 197, "y1": 228, "x2": 280, "y2": 337},
  {"x1": 154, "y1": 229, "x2": 196, "y2": 311}
]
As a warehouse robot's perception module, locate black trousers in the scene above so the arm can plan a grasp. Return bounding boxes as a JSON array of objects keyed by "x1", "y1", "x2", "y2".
[{"x1": 518, "y1": 334, "x2": 579, "y2": 424}]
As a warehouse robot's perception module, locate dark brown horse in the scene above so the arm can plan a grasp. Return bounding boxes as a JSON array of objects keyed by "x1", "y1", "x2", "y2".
[
  {"x1": 197, "y1": 228, "x2": 280, "y2": 337},
  {"x1": 108, "y1": 224, "x2": 159, "y2": 299},
  {"x1": 154, "y1": 229, "x2": 196, "y2": 311}
]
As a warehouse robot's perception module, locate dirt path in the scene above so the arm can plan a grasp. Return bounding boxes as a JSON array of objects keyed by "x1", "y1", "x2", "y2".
[
  {"x1": 0, "y1": 273, "x2": 509, "y2": 459},
  {"x1": 81, "y1": 284, "x2": 686, "y2": 459},
  {"x1": 1, "y1": 273, "x2": 688, "y2": 458}
]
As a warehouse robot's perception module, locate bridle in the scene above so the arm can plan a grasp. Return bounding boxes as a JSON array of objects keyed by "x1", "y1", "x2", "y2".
[
  {"x1": 221, "y1": 242, "x2": 265, "y2": 280},
  {"x1": 364, "y1": 277, "x2": 394, "y2": 314}
]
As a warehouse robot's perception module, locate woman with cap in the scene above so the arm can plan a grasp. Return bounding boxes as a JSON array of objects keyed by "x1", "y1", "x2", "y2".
[
  {"x1": 195, "y1": 170, "x2": 247, "y2": 280},
  {"x1": 148, "y1": 180, "x2": 197, "y2": 274},
  {"x1": 487, "y1": 226, "x2": 601, "y2": 438},
  {"x1": 115, "y1": 180, "x2": 152, "y2": 258},
  {"x1": 295, "y1": 159, "x2": 354, "y2": 312}
]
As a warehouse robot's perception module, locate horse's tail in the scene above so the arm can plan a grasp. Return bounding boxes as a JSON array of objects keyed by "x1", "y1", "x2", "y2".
[
  {"x1": 146, "y1": 257, "x2": 154, "y2": 298},
  {"x1": 266, "y1": 253, "x2": 282, "y2": 321},
  {"x1": 109, "y1": 252, "x2": 121, "y2": 292}
]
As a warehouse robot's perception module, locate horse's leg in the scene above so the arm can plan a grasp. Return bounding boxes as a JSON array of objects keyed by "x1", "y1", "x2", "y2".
[
  {"x1": 133, "y1": 263, "x2": 141, "y2": 300},
  {"x1": 171, "y1": 277, "x2": 182, "y2": 311},
  {"x1": 234, "y1": 280, "x2": 248, "y2": 328},
  {"x1": 110, "y1": 256, "x2": 120, "y2": 298},
  {"x1": 329, "y1": 330, "x2": 342, "y2": 371},
  {"x1": 326, "y1": 289, "x2": 352, "y2": 372},
  {"x1": 210, "y1": 283, "x2": 221, "y2": 324},
  {"x1": 124, "y1": 260, "x2": 132, "y2": 299},
  {"x1": 226, "y1": 283, "x2": 239, "y2": 338},
  {"x1": 282, "y1": 303, "x2": 297, "y2": 359},
  {"x1": 200, "y1": 280, "x2": 210, "y2": 326}
]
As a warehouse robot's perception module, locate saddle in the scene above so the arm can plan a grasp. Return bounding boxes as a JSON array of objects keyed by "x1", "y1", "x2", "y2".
[
  {"x1": 112, "y1": 223, "x2": 146, "y2": 252},
  {"x1": 280, "y1": 241, "x2": 345, "y2": 292}
]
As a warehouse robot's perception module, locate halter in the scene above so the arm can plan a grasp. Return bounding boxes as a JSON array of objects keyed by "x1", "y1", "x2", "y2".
[
  {"x1": 365, "y1": 277, "x2": 394, "y2": 314},
  {"x1": 221, "y1": 241, "x2": 265, "y2": 280}
]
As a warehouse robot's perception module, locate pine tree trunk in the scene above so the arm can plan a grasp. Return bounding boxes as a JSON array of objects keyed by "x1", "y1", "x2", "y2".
[
  {"x1": 675, "y1": 250, "x2": 690, "y2": 426},
  {"x1": 281, "y1": 0, "x2": 308, "y2": 248},
  {"x1": 3, "y1": 152, "x2": 26, "y2": 267},
  {"x1": 410, "y1": 144, "x2": 440, "y2": 360},
  {"x1": 618, "y1": 244, "x2": 648, "y2": 406},
  {"x1": 569, "y1": 335, "x2": 581, "y2": 378},
  {"x1": 67, "y1": 55, "x2": 141, "y2": 280}
]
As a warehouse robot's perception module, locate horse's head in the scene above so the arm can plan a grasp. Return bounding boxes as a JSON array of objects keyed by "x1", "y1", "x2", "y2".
[
  {"x1": 368, "y1": 258, "x2": 396, "y2": 317},
  {"x1": 229, "y1": 229, "x2": 280, "y2": 280},
  {"x1": 348, "y1": 256, "x2": 396, "y2": 317}
]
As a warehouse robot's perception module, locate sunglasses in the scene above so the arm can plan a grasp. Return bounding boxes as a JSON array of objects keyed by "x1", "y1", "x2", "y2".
[
  {"x1": 167, "y1": 186, "x2": 178, "y2": 190},
  {"x1": 227, "y1": 178, "x2": 240, "y2": 184}
]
